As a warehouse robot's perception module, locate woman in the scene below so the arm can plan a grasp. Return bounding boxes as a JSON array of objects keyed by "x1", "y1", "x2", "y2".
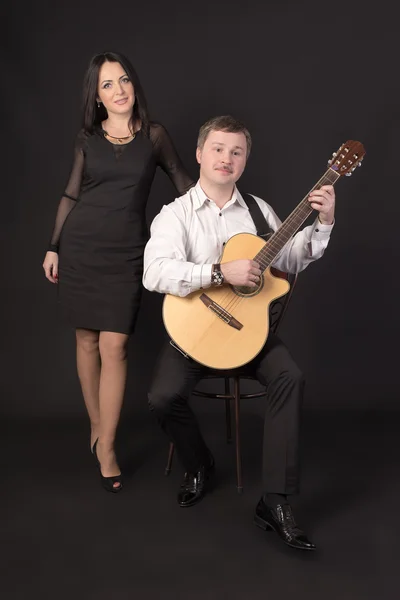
[{"x1": 42, "y1": 52, "x2": 194, "y2": 493}]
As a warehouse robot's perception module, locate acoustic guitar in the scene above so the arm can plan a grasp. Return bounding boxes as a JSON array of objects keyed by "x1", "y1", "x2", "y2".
[{"x1": 163, "y1": 140, "x2": 366, "y2": 370}]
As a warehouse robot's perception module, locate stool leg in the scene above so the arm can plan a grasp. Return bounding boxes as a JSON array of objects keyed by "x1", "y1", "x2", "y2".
[
  {"x1": 225, "y1": 378, "x2": 232, "y2": 444},
  {"x1": 234, "y1": 376, "x2": 243, "y2": 493},
  {"x1": 165, "y1": 442, "x2": 175, "y2": 476}
]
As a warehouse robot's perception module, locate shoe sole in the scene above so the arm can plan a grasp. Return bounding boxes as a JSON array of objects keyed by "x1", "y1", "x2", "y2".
[
  {"x1": 178, "y1": 492, "x2": 206, "y2": 508},
  {"x1": 253, "y1": 515, "x2": 316, "y2": 551},
  {"x1": 253, "y1": 514, "x2": 274, "y2": 531}
]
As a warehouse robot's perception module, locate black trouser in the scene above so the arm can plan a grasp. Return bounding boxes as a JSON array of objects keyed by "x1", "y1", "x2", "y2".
[{"x1": 148, "y1": 332, "x2": 304, "y2": 495}]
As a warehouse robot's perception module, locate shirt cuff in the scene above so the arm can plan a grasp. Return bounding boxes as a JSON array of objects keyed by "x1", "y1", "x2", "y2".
[
  {"x1": 192, "y1": 263, "x2": 213, "y2": 289},
  {"x1": 312, "y1": 217, "x2": 334, "y2": 239}
]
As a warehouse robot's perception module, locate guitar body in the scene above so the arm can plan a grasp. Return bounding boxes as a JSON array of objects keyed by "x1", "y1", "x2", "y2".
[{"x1": 162, "y1": 233, "x2": 290, "y2": 369}]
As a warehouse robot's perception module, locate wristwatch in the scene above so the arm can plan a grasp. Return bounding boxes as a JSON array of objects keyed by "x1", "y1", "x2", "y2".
[{"x1": 211, "y1": 263, "x2": 224, "y2": 286}]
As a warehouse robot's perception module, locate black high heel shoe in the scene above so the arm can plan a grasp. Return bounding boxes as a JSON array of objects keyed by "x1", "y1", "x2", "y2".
[{"x1": 92, "y1": 438, "x2": 123, "y2": 493}]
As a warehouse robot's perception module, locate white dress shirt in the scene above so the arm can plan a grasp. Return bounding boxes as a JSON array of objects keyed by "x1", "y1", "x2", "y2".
[{"x1": 143, "y1": 181, "x2": 334, "y2": 297}]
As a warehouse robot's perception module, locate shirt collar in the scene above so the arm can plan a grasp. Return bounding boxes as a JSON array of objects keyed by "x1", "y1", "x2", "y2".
[{"x1": 192, "y1": 181, "x2": 247, "y2": 211}]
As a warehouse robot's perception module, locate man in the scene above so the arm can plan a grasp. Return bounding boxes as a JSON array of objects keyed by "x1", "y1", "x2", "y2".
[{"x1": 143, "y1": 115, "x2": 335, "y2": 551}]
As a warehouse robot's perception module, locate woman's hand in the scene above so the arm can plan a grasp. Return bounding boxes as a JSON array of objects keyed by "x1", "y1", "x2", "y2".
[{"x1": 43, "y1": 251, "x2": 59, "y2": 283}]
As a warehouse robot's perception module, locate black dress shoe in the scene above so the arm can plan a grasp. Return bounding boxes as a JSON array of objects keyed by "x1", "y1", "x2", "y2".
[
  {"x1": 177, "y1": 456, "x2": 215, "y2": 508},
  {"x1": 254, "y1": 498, "x2": 316, "y2": 551}
]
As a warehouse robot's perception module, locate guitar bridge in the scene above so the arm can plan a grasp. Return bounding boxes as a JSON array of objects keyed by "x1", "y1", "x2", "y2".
[{"x1": 200, "y1": 293, "x2": 243, "y2": 330}]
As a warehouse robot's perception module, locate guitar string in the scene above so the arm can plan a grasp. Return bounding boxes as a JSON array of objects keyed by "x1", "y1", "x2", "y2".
[
  {"x1": 210, "y1": 168, "x2": 337, "y2": 313},
  {"x1": 215, "y1": 193, "x2": 317, "y2": 315},
  {"x1": 201, "y1": 166, "x2": 341, "y2": 325},
  {"x1": 222, "y1": 168, "x2": 339, "y2": 314},
  {"x1": 223, "y1": 196, "x2": 314, "y2": 313}
]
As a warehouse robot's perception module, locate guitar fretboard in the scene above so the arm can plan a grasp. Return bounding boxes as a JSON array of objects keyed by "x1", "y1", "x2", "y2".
[{"x1": 255, "y1": 168, "x2": 341, "y2": 271}]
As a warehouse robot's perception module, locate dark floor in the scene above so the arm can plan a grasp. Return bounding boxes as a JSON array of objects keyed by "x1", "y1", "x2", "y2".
[{"x1": 2, "y1": 408, "x2": 399, "y2": 600}]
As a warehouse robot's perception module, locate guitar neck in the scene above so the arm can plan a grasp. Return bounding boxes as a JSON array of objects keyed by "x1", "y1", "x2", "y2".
[{"x1": 255, "y1": 168, "x2": 341, "y2": 272}]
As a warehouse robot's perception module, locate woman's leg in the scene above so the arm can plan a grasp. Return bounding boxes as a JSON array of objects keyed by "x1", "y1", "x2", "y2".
[
  {"x1": 96, "y1": 331, "x2": 129, "y2": 484},
  {"x1": 75, "y1": 328, "x2": 101, "y2": 449}
]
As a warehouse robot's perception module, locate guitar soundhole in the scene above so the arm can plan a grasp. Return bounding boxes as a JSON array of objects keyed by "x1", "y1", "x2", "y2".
[{"x1": 233, "y1": 275, "x2": 264, "y2": 297}]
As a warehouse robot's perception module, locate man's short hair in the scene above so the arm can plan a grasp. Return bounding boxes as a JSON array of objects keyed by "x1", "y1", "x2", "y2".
[{"x1": 197, "y1": 115, "x2": 252, "y2": 158}]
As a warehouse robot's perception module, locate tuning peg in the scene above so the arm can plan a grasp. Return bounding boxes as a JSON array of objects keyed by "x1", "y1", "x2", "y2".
[
  {"x1": 331, "y1": 152, "x2": 337, "y2": 158},
  {"x1": 345, "y1": 172, "x2": 352, "y2": 177},
  {"x1": 358, "y1": 162, "x2": 362, "y2": 167},
  {"x1": 327, "y1": 159, "x2": 332, "y2": 165}
]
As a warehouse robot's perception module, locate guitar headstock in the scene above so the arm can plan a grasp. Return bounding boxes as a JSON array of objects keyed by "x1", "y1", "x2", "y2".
[{"x1": 327, "y1": 140, "x2": 366, "y2": 176}]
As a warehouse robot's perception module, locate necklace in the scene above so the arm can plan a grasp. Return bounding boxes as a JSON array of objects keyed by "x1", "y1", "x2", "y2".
[{"x1": 103, "y1": 129, "x2": 136, "y2": 144}]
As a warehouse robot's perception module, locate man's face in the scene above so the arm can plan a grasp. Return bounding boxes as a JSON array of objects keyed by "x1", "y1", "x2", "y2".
[{"x1": 196, "y1": 130, "x2": 247, "y2": 186}]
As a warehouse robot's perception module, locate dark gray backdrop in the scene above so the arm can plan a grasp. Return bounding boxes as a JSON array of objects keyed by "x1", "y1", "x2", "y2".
[{"x1": 3, "y1": 0, "x2": 399, "y2": 418}]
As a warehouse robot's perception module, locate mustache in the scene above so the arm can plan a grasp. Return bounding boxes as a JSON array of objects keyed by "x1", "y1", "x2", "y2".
[{"x1": 215, "y1": 165, "x2": 233, "y2": 173}]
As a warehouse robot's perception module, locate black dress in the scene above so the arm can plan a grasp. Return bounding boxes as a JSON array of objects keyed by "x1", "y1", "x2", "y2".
[{"x1": 48, "y1": 123, "x2": 193, "y2": 334}]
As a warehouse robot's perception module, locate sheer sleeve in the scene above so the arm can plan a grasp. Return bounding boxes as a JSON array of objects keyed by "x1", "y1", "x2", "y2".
[
  {"x1": 47, "y1": 131, "x2": 86, "y2": 252},
  {"x1": 150, "y1": 123, "x2": 195, "y2": 196}
]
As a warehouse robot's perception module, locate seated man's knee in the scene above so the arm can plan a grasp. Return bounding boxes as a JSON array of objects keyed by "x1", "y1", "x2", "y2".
[
  {"x1": 289, "y1": 364, "x2": 304, "y2": 387},
  {"x1": 148, "y1": 389, "x2": 175, "y2": 416},
  {"x1": 265, "y1": 362, "x2": 304, "y2": 388}
]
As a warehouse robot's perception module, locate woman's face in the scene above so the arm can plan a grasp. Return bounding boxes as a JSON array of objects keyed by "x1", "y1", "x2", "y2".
[{"x1": 97, "y1": 61, "x2": 135, "y2": 117}]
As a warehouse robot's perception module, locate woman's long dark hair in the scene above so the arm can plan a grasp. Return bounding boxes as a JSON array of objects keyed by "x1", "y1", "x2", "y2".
[{"x1": 82, "y1": 52, "x2": 150, "y2": 136}]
